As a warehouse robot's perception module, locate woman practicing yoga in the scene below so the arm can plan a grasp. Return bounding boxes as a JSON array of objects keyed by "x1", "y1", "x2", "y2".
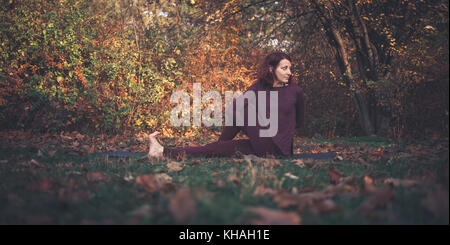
[{"x1": 148, "y1": 52, "x2": 306, "y2": 159}]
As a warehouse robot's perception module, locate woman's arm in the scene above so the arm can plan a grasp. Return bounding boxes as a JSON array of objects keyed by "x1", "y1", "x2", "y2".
[{"x1": 218, "y1": 97, "x2": 241, "y2": 141}]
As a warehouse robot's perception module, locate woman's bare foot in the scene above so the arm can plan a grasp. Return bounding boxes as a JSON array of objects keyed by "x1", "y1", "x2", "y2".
[{"x1": 148, "y1": 131, "x2": 164, "y2": 159}]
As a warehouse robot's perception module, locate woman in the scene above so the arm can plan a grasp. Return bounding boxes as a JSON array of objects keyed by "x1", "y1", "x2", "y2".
[{"x1": 148, "y1": 52, "x2": 305, "y2": 159}]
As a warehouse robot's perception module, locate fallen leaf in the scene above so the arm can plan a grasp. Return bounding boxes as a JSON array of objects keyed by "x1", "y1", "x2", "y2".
[
  {"x1": 298, "y1": 186, "x2": 316, "y2": 193},
  {"x1": 421, "y1": 188, "x2": 449, "y2": 221},
  {"x1": 227, "y1": 174, "x2": 241, "y2": 185},
  {"x1": 231, "y1": 158, "x2": 245, "y2": 163},
  {"x1": 213, "y1": 178, "x2": 225, "y2": 187},
  {"x1": 247, "y1": 206, "x2": 301, "y2": 225},
  {"x1": 335, "y1": 155, "x2": 344, "y2": 161},
  {"x1": 57, "y1": 189, "x2": 91, "y2": 203},
  {"x1": 81, "y1": 145, "x2": 95, "y2": 154},
  {"x1": 167, "y1": 161, "x2": 183, "y2": 172},
  {"x1": 263, "y1": 158, "x2": 282, "y2": 168},
  {"x1": 48, "y1": 150, "x2": 57, "y2": 157},
  {"x1": 364, "y1": 175, "x2": 377, "y2": 193},
  {"x1": 292, "y1": 159, "x2": 305, "y2": 168},
  {"x1": 273, "y1": 190, "x2": 335, "y2": 211},
  {"x1": 357, "y1": 158, "x2": 373, "y2": 168},
  {"x1": 371, "y1": 148, "x2": 384, "y2": 157},
  {"x1": 136, "y1": 174, "x2": 160, "y2": 193},
  {"x1": 25, "y1": 215, "x2": 54, "y2": 224},
  {"x1": 356, "y1": 188, "x2": 394, "y2": 214},
  {"x1": 328, "y1": 167, "x2": 345, "y2": 184},
  {"x1": 310, "y1": 199, "x2": 341, "y2": 214},
  {"x1": 28, "y1": 178, "x2": 54, "y2": 191},
  {"x1": 243, "y1": 154, "x2": 261, "y2": 163},
  {"x1": 384, "y1": 178, "x2": 418, "y2": 188},
  {"x1": 284, "y1": 172, "x2": 299, "y2": 180},
  {"x1": 129, "y1": 204, "x2": 152, "y2": 218},
  {"x1": 75, "y1": 132, "x2": 85, "y2": 140},
  {"x1": 254, "y1": 185, "x2": 277, "y2": 196},
  {"x1": 136, "y1": 174, "x2": 171, "y2": 193},
  {"x1": 189, "y1": 160, "x2": 202, "y2": 166},
  {"x1": 123, "y1": 172, "x2": 134, "y2": 182},
  {"x1": 169, "y1": 188, "x2": 197, "y2": 224},
  {"x1": 87, "y1": 172, "x2": 108, "y2": 181},
  {"x1": 37, "y1": 149, "x2": 44, "y2": 157},
  {"x1": 29, "y1": 159, "x2": 44, "y2": 168},
  {"x1": 156, "y1": 173, "x2": 172, "y2": 182}
]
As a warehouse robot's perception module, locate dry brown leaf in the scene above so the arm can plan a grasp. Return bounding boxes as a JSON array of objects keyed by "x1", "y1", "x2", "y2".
[
  {"x1": 81, "y1": 144, "x2": 95, "y2": 154},
  {"x1": 356, "y1": 188, "x2": 394, "y2": 214},
  {"x1": 298, "y1": 186, "x2": 316, "y2": 193},
  {"x1": 310, "y1": 199, "x2": 341, "y2": 214},
  {"x1": 371, "y1": 148, "x2": 384, "y2": 157},
  {"x1": 136, "y1": 174, "x2": 167, "y2": 193},
  {"x1": 421, "y1": 188, "x2": 449, "y2": 221},
  {"x1": 254, "y1": 185, "x2": 277, "y2": 196},
  {"x1": 189, "y1": 160, "x2": 202, "y2": 166},
  {"x1": 364, "y1": 175, "x2": 378, "y2": 193},
  {"x1": 247, "y1": 206, "x2": 301, "y2": 225},
  {"x1": 48, "y1": 150, "x2": 57, "y2": 157},
  {"x1": 384, "y1": 178, "x2": 418, "y2": 188},
  {"x1": 169, "y1": 188, "x2": 197, "y2": 224},
  {"x1": 243, "y1": 154, "x2": 261, "y2": 163},
  {"x1": 263, "y1": 158, "x2": 282, "y2": 168},
  {"x1": 167, "y1": 161, "x2": 183, "y2": 172},
  {"x1": 213, "y1": 178, "x2": 225, "y2": 187},
  {"x1": 87, "y1": 172, "x2": 108, "y2": 181},
  {"x1": 357, "y1": 158, "x2": 373, "y2": 168},
  {"x1": 57, "y1": 189, "x2": 91, "y2": 203},
  {"x1": 273, "y1": 190, "x2": 335, "y2": 211},
  {"x1": 227, "y1": 174, "x2": 241, "y2": 185},
  {"x1": 37, "y1": 149, "x2": 44, "y2": 157},
  {"x1": 292, "y1": 159, "x2": 305, "y2": 168},
  {"x1": 328, "y1": 167, "x2": 345, "y2": 184},
  {"x1": 28, "y1": 178, "x2": 54, "y2": 191},
  {"x1": 25, "y1": 214, "x2": 54, "y2": 224},
  {"x1": 129, "y1": 204, "x2": 152, "y2": 218},
  {"x1": 156, "y1": 173, "x2": 172, "y2": 182},
  {"x1": 231, "y1": 158, "x2": 245, "y2": 163},
  {"x1": 303, "y1": 158, "x2": 316, "y2": 167},
  {"x1": 29, "y1": 159, "x2": 44, "y2": 168},
  {"x1": 285, "y1": 172, "x2": 299, "y2": 180}
]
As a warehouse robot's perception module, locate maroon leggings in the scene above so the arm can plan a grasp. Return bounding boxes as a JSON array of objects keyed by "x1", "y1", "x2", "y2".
[{"x1": 163, "y1": 126, "x2": 282, "y2": 158}]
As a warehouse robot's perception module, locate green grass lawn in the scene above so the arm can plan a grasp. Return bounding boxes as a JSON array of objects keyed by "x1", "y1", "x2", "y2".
[{"x1": 0, "y1": 136, "x2": 448, "y2": 225}]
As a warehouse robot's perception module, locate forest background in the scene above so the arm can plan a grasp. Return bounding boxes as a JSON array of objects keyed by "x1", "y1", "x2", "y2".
[{"x1": 1, "y1": 0, "x2": 448, "y2": 140}]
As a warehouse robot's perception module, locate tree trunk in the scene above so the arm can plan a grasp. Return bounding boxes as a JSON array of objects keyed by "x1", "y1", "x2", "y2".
[{"x1": 312, "y1": 0, "x2": 376, "y2": 135}]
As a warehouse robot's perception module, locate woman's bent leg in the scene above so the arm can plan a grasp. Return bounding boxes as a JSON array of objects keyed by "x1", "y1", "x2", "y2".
[
  {"x1": 163, "y1": 139, "x2": 254, "y2": 158},
  {"x1": 218, "y1": 125, "x2": 241, "y2": 141}
]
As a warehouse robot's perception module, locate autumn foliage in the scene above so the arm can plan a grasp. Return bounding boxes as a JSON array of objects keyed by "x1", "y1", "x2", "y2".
[{"x1": 0, "y1": 0, "x2": 448, "y2": 140}]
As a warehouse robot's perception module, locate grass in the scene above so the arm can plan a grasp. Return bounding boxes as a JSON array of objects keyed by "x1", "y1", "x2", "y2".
[{"x1": 0, "y1": 136, "x2": 448, "y2": 225}]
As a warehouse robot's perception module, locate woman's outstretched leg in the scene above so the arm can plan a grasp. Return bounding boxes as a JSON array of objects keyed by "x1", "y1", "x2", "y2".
[{"x1": 163, "y1": 139, "x2": 255, "y2": 158}]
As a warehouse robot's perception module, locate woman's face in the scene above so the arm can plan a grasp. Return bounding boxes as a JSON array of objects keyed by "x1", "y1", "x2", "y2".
[{"x1": 273, "y1": 59, "x2": 292, "y2": 84}]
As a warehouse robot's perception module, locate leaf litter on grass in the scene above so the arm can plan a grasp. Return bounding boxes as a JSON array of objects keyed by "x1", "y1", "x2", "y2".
[{"x1": 1, "y1": 131, "x2": 448, "y2": 224}]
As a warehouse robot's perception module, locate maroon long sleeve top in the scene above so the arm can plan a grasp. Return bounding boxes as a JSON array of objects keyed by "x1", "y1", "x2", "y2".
[{"x1": 219, "y1": 82, "x2": 306, "y2": 157}]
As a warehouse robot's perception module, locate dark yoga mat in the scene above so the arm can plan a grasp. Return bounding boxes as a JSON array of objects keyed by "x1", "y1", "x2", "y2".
[{"x1": 91, "y1": 151, "x2": 339, "y2": 159}]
